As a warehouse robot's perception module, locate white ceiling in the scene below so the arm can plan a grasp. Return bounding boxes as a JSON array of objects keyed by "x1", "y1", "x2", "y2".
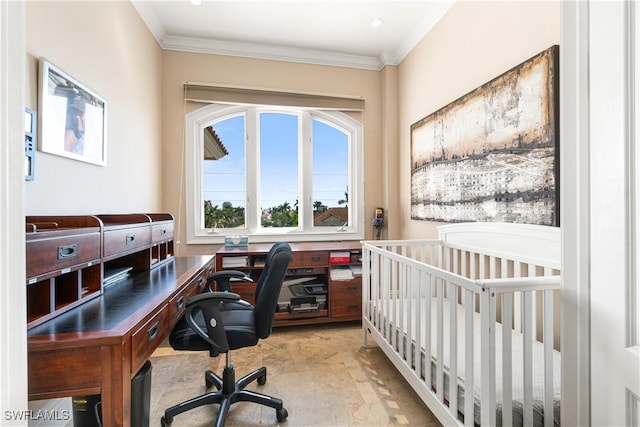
[{"x1": 131, "y1": 0, "x2": 455, "y2": 70}]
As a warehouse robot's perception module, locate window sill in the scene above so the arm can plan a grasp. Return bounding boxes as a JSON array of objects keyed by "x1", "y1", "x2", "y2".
[{"x1": 187, "y1": 230, "x2": 364, "y2": 245}]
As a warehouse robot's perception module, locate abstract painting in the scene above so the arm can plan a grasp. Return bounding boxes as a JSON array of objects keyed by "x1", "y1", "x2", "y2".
[{"x1": 410, "y1": 45, "x2": 559, "y2": 226}]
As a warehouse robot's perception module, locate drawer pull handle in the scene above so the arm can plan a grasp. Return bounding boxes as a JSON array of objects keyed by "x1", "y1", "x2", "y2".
[
  {"x1": 347, "y1": 286, "x2": 358, "y2": 292},
  {"x1": 311, "y1": 256, "x2": 321, "y2": 262},
  {"x1": 176, "y1": 296, "x2": 185, "y2": 310},
  {"x1": 126, "y1": 234, "x2": 136, "y2": 244},
  {"x1": 348, "y1": 305, "x2": 358, "y2": 311},
  {"x1": 161, "y1": 229, "x2": 167, "y2": 235},
  {"x1": 57, "y1": 244, "x2": 77, "y2": 260},
  {"x1": 197, "y1": 277, "x2": 204, "y2": 288},
  {"x1": 148, "y1": 321, "x2": 160, "y2": 342}
]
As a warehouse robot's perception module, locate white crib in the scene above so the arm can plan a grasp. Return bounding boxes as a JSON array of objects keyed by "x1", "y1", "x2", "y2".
[{"x1": 362, "y1": 222, "x2": 561, "y2": 427}]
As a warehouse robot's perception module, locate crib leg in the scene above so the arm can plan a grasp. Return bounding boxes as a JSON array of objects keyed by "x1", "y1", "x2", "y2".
[{"x1": 363, "y1": 327, "x2": 371, "y2": 348}]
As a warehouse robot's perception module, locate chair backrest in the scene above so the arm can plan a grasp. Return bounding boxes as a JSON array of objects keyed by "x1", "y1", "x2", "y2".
[{"x1": 253, "y1": 242, "x2": 292, "y2": 338}]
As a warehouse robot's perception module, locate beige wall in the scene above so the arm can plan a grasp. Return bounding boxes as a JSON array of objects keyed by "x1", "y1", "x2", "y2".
[
  {"x1": 22, "y1": 0, "x2": 560, "y2": 246},
  {"x1": 24, "y1": 1, "x2": 163, "y2": 215},
  {"x1": 397, "y1": 1, "x2": 561, "y2": 239},
  {"x1": 161, "y1": 52, "x2": 383, "y2": 256}
]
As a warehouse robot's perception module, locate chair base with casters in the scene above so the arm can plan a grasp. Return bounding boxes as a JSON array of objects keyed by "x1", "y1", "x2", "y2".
[
  {"x1": 160, "y1": 242, "x2": 292, "y2": 427},
  {"x1": 160, "y1": 352, "x2": 288, "y2": 427}
]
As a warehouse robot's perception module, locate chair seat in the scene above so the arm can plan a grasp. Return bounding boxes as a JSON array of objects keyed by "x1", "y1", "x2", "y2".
[{"x1": 170, "y1": 306, "x2": 258, "y2": 352}]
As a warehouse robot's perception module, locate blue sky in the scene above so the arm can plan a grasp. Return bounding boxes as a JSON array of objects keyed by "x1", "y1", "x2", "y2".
[{"x1": 204, "y1": 112, "x2": 348, "y2": 211}]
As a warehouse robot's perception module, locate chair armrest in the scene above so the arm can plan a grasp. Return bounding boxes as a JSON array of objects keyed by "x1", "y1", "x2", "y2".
[
  {"x1": 188, "y1": 291, "x2": 241, "y2": 305},
  {"x1": 184, "y1": 292, "x2": 243, "y2": 354},
  {"x1": 207, "y1": 270, "x2": 253, "y2": 292}
]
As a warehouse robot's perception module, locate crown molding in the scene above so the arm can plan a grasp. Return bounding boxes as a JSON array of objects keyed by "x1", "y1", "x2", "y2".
[
  {"x1": 386, "y1": 0, "x2": 455, "y2": 65},
  {"x1": 132, "y1": 0, "x2": 455, "y2": 71},
  {"x1": 161, "y1": 34, "x2": 384, "y2": 70}
]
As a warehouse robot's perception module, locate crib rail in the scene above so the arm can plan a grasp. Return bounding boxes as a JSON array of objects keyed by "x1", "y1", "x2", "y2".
[{"x1": 362, "y1": 239, "x2": 561, "y2": 427}]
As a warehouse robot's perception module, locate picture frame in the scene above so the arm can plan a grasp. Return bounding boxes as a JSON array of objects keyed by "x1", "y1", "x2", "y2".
[
  {"x1": 38, "y1": 58, "x2": 107, "y2": 166},
  {"x1": 410, "y1": 45, "x2": 559, "y2": 226}
]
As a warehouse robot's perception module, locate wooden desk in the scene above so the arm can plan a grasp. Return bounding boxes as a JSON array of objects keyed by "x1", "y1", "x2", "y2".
[{"x1": 27, "y1": 256, "x2": 214, "y2": 427}]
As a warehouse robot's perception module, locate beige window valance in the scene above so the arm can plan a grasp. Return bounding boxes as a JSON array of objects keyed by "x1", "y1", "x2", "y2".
[{"x1": 184, "y1": 83, "x2": 365, "y2": 111}]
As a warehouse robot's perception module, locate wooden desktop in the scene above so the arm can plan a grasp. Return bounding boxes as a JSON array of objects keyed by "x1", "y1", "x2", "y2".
[{"x1": 25, "y1": 214, "x2": 214, "y2": 426}]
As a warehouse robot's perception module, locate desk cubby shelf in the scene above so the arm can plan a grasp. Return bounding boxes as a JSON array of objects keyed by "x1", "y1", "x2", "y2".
[{"x1": 25, "y1": 213, "x2": 175, "y2": 329}]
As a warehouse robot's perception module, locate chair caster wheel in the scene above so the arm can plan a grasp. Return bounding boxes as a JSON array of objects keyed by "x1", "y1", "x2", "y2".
[
  {"x1": 276, "y1": 407, "x2": 288, "y2": 422},
  {"x1": 161, "y1": 415, "x2": 173, "y2": 426},
  {"x1": 258, "y1": 373, "x2": 267, "y2": 385}
]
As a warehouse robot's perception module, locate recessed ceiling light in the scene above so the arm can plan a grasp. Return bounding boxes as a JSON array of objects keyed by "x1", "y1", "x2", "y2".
[
  {"x1": 371, "y1": 18, "x2": 384, "y2": 28},
  {"x1": 190, "y1": 0, "x2": 202, "y2": 5}
]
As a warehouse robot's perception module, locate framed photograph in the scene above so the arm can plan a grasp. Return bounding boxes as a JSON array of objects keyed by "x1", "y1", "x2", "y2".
[{"x1": 38, "y1": 58, "x2": 107, "y2": 166}]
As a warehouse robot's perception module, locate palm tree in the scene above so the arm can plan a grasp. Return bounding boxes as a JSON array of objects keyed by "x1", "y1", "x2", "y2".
[
  {"x1": 338, "y1": 187, "x2": 349, "y2": 205},
  {"x1": 313, "y1": 200, "x2": 326, "y2": 212}
]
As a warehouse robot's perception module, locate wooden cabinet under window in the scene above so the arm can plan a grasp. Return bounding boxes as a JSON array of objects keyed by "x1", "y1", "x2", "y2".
[{"x1": 214, "y1": 242, "x2": 362, "y2": 326}]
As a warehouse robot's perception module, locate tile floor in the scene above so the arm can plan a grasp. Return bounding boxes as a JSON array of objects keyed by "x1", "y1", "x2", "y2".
[{"x1": 149, "y1": 322, "x2": 441, "y2": 427}]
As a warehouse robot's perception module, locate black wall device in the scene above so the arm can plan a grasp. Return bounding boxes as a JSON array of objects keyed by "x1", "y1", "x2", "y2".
[{"x1": 24, "y1": 107, "x2": 35, "y2": 181}]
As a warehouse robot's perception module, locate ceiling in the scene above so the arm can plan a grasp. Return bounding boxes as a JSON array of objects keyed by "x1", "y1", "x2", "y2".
[{"x1": 131, "y1": 0, "x2": 455, "y2": 70}]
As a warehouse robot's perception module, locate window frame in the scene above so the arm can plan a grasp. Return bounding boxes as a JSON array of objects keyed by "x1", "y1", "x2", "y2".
[{"x1": 185, "y1": 103, "x2": 364, "y2": 244}]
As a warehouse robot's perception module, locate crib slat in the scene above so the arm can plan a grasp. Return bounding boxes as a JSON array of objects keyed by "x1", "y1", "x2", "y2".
[
  {"x1": 502, "y1": 293, "x2": 514, "y2": 427},
  {"x1": 461, "y1": 250, "x2": 468, "y2": 279},
  {"x1": 404, "y1": 264, "x2": 411, "y2": 363},
  {"x1": 528, "y1": 264, "x2": 537, "y2": 343},
  {"x1": 470, "y1": 251, "x2": 476, "y2": 280},
  {"x1": 480, "y1": 287, "x2": 496, "y2": 427},
  {"x1": 464, "y1": 289, "x2": 474, "y2": 427},
  {"x1": 415, "y1": 270, "x2": 423, "y2": 381},
  {"x1": 383, "y1": 255, "x2": 391, "y2": 341},
  {"x1": 449, "y1": 282, "x2": 458, "y2": 418},
  {"x1": 436, "y1": 277, "x2": 444, "y2": 402},
  {"x1": 523, "y1": 290, "x2": 534, "y2": 426},
  {"x1": 543, "y1": 289, "x2": 554, "y2": 427},
  {"x1": 391, "y1": 256, "x2": 397, "y2": 350},
  {"x1": 514, "y1": 262, "x2": 522, "y2": 332},
  {"x1": 425, "y1": 273, "x2": 433, "y2": 392}
]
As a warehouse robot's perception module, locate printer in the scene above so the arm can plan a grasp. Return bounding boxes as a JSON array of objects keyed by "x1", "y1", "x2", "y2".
[{"x1": 277, "y1": 276, "x2": 327, "y2": 314}]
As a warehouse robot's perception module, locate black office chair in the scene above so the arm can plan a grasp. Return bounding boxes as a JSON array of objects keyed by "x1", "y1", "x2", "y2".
[{"x1": 161, "y1": 242, "x2": 292, "y2": 427}]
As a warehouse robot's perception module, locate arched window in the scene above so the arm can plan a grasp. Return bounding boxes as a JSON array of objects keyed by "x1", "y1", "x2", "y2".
[{"x1": 185, "y1": 104, "x2": 363, "y2": 243}]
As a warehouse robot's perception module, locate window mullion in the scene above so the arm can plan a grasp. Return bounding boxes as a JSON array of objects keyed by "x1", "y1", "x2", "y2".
[
  {"x1": 300, "y1": 111, "x2": 313, "y2": 231},
  {"x1": 246, "y1": 108, "x2": 259, "y2": 231}
]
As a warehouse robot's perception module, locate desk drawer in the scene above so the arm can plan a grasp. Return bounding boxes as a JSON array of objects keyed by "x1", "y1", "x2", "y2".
[
  {"x1": 329, "y1": 279, "x2": 361, "y2": 318},
  {"x1": 28, "y1": 345, "x2": 103, "y2": 397},
  {"x1": 26, "y1": 232, "x2": 101, "y2": 279},
  {"x1": 103, "y1": 226, "x2": 151, "y2": 258},
  {"x1": 152, "y1": 222, "x2": 174, "y2": 244},
  {"x1": 289, "y1": 251, "x2": 328, "y2": 268},
  {"x1": 131, "y1": 306, "x2": 168, "y2": 374},
  {"x1": 169, "y1": 274, "x2": 205, "y2": 325}
]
